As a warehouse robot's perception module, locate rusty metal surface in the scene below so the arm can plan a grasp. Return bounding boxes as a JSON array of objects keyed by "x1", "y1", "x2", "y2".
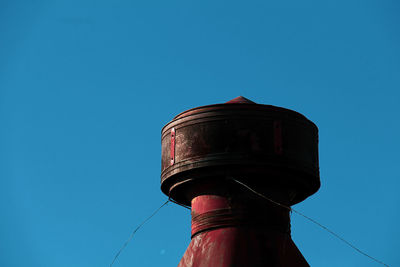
[
  {"x1": 161, "y1": 97, "x2": 318, "y2": 266},
  {"x1": 161, "y1": 97, "x2": 319, "y2": 206}
]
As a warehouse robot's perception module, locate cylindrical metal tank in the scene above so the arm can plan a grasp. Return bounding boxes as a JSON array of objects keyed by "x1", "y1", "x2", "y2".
[
  {"x1": 161, "y1": 96, "x2": 319, "y2": 206},
  {"x1": 161, "y1": 96, "x2": 320, "y2": 267}
]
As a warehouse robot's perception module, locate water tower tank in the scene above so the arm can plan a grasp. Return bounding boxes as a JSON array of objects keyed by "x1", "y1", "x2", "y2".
[{"x1": 161, "y1": 96, "x2": 320, "y2": 266}]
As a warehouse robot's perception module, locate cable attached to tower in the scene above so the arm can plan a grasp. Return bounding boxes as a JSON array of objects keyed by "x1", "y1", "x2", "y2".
[{"x1": 230, "y1": 178, "x2": 389, "y2": 267}]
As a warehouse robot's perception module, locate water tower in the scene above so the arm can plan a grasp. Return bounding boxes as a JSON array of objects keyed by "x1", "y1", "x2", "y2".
[{"x1": 161, "y1": 96, "x2": 319, "y2": 266}]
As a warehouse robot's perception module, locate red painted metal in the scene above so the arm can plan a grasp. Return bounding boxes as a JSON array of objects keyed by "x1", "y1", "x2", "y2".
[
  {"x1": 225, "y1": 96, "x2": 256, "y2": 104},
  {"x1": 161, "y1": 97, "x2": 319, "y2": 266},
  {"x1": 170, "y1": 128, "x2": 175, "y2": 166},
  {"x1": 161, "y1": 97, "x2": 319, "y2": 206},
  {"x1": 178, "y1": 193, "x2": 309, "y2": 267}
]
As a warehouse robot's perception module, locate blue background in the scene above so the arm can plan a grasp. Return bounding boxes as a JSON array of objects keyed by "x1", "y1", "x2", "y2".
[{"x1": 1, "y1": 1, "x2": 399, "y2": 266}]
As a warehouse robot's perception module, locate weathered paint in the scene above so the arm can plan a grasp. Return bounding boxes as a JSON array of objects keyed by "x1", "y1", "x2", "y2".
[
  {"x1": 178, "y1": 195, "x2": 309, "y2": 267},
  {"x1": 161, "y1": 96, "x2": 319, "y2": 206},
  {"x1": 161, "y1": 97, "x2": 319, "y2": 266}
]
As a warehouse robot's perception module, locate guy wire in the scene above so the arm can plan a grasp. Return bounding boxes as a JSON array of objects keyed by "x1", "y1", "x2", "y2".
[
  {"x1": 168, "y1": 196, "x2": 191, "y2": 210},
  {"x1": 110, "y1": 200, "x2": 170, "y2": 267},
  {"x1": 230, "y1": 178, "x2": 389, "y2": 267},
  {"x1": 109, "y1": 194, "x2": 191, "y2": 266}
]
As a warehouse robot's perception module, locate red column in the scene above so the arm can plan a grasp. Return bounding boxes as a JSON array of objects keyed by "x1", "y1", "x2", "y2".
[{"x1": 178, "y1": 194, "x2": 309, "y2": 267}]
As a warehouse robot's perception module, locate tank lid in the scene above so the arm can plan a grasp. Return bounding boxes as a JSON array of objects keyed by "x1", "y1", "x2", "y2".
[{"x1": 225, "y1": 96, "x2": 256, "y2": 104}]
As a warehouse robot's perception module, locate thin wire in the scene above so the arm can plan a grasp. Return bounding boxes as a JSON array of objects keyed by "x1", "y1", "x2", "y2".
[
  {"x1": 110, "y1": 200, "x2": 170, "y2": 267},
  {"x1": 230, "y1": 178, "x2": 389, "y2": 267},
  {"x1": 168, "y1": 197, "x2": 191, "y2": 210}
]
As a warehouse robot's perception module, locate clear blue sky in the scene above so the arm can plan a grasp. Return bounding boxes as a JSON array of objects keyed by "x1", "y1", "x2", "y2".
[{"x1": 1, "y1": 1, "x2": 399, "y2": 266}]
